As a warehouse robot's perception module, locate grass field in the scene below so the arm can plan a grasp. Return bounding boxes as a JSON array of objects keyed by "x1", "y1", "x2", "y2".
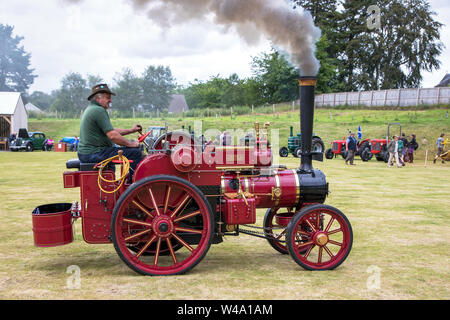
[
  {"x1": 29, "y1": 108, "x2": 450, "y2": 161},
  {"x1": 0, "y1": 149, "x2": 449, "y2": 300}
]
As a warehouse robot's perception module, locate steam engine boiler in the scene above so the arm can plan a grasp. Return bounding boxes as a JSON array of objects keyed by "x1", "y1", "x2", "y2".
[{"x1": 32, "y1": 77, "x2": 353, "y2": 276}]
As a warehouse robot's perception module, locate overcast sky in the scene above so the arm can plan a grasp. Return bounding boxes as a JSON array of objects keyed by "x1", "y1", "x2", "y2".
[{"x1": 0, "y1": 0, "x2": 448, "y2": 94}]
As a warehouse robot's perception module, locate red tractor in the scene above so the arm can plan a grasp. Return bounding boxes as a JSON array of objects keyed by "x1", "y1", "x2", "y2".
[
  {"x1": 325, "y1": 136, "x2": 372, "y2": 162},
  {"x1": 369, "y1": 123, "x2": 402, "y2": 162},
  {"x1": 31, "y1": 77, "x2": 353, "y2": 276}
]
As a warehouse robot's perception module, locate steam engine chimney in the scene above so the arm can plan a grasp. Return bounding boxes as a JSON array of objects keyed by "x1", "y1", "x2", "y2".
[
  {"x1": 296, "y1": 75, "x2": 328, "y2": 204},
  {"x1": 299, "y1": 76, "x2": 318, "y2": 172}
]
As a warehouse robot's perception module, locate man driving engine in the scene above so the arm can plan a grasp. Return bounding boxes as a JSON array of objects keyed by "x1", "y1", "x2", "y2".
[{"x1": 77, "y1": 84, "x2": 143, "y2": 181}]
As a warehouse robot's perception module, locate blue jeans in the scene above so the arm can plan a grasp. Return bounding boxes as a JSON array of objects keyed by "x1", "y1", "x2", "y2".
[{"x1": 78, "y1": 147, "x2": 143, "y2": 182}]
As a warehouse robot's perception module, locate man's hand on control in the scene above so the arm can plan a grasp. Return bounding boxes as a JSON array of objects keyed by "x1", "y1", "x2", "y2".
[
  {"x1": 107, "y1": 130, "x2": 141, "y2": 148},
  {"x1": 133, "y1": 125, "x2": 143, "y2": 133},
  {"x1": 130, "y1": 124, "x2": 141, "y2": 149}
]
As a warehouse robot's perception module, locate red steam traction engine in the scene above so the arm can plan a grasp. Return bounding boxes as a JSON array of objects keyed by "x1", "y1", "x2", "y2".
[{"x1": 32, "y1": 77, "x2": 353, "y2": 276}]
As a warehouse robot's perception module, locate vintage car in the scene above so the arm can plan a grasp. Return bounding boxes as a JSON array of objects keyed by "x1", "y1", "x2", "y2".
[{"x1": 9, "y1": 129, "x2": 46, "y2": 152}]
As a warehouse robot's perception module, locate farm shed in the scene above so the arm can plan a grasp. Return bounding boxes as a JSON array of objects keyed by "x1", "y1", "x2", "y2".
[
  {"x1": 0, "y1": 92, "x2": 28, "y2": 140},
  {"x1": 436, "y1": 74, "x2": 450, "y2": 87},
  {"x1": 25, "y1": 102, "x2": 44, "y2": 114},
  {"x1": 168, "y1": 94, "x2": 189, "y2": 114}
]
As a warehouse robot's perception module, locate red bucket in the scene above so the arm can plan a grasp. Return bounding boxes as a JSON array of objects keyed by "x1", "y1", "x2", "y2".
[{"x1": 32, "y1": 203, "x2": 74, "y2": 247}]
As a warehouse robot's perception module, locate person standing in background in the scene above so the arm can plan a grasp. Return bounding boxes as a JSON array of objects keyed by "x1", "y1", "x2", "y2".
[
  {"x1": 70, "y1": 136, "x2": 79, "y2": 152},
  {"x1": 220, "y1": 131, "x2": 232, "y2": 146},
  {"x1": 399, "y1": 133, "x2": 408, "y2": 166},
  {"x1": 433, "y1": 133, "x2": 445, "y2": 164},
  {"x1": 7, "y1": 132, "x2": 17, "y2": 150},
  {"x1": 407, "y1": 134, "x2": 418, "y2": 163},
  {"x1": 345, "y1": 132, "x2": 358, "y2": 165},
  {"x1": 387, "y1": 135, "x2": 402, "y2": 168}
]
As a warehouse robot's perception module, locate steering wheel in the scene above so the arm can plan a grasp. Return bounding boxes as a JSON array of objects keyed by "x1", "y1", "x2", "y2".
[{"x1": 138, "y1": 131, "x2": 151, "y2": 143}]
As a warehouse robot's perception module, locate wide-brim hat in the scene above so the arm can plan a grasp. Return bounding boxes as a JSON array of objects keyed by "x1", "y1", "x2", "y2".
[{"x1": 88, "y1": 84, "x2": 116, "y2": 101}]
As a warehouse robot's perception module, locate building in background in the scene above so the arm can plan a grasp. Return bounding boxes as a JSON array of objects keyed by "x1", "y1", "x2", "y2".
[
  {"x1": 0, "y1": 92, "x2": 28, "y2": 139},
  {"x1": 168, "y1": 94, "x2": 189, "y2": 114},
  {"x1": 25, "y1": 102, "x2": 44, "y2": 114},
  {"x1": 435, "y1": 74, "x2": 450, "y2": 87}
]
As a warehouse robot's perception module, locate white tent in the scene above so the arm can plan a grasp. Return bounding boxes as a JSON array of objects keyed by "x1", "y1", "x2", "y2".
[{"x1": 0, "y1": 92, "x2": 28, "y2": 138}]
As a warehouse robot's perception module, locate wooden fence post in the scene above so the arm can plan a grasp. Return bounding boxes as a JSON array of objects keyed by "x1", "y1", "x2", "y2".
[{"x1": 416, "y1": 88, "x2": 421, "y2": 106}]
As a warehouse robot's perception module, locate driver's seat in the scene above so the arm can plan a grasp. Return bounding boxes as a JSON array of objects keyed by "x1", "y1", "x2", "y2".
[{"x1": 66, "y1": 159, "x2": 114, "y2": 171}]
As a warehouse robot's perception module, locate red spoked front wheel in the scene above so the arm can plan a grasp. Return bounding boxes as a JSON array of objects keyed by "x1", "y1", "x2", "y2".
[
  {"x1": 286, "y1": 204, "x2": 353, "y2": 270},
  {"x1": 111, "y1": 175, "x2": 214, "y2": 276}
]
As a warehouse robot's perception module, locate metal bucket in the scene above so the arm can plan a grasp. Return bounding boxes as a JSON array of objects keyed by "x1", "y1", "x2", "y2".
[{"x1": 32, "y1": 203, "x2": 74, "y2": 247}]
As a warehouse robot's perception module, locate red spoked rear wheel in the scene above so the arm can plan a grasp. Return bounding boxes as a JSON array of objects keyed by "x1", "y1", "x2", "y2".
[
  {"x1": 286, "y1": 204, "x2": 353, "y2": 270},
  {"x1": 111, "y1": 175, "x2": 214, "y2": 276}
]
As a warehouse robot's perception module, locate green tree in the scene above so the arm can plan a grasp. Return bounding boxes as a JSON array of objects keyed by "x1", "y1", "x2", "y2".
[
  {"x1": 293, "y1": 0, "x2": 443, "y2": 91},
  {"x1": 51, "y1": 72, "x2": 89, "y2": 115},
  {"x1": 87, "y1": 74, "x2": 104, "y2": 89},
  {"x1": 339, "y1": 0, "x2": 443, "y2": 90},
  {"x1": 180, "y1": 81, "x2": 202, "y2": 109},
  {"x1": 141, "y1": 65, "x2": 176, "y2": 112},
  {"x1": 0, "y1": 24, "x2": 37, "y2": 92},
  {"x1": 112, "y1": 68, "x2": 142, "y2": 112},
  {"x1": 337, "y1": 0, "x2": 381, "y2": 91},
  {"x1": 182, "y1": 76, "x2": 226, "y2": 109},
  {"x1": 367, "y1": 0, "x2": 443, "y2": 89},
  {"x1": 315, "y1": 34, "x2": 339, "y2": 93},
  {"x1": 181, "y1": 70, "x2": 285, "y2": 110},
  {"x1": 241, "y1": 78, "x2": 265, "y2": 107},
  {"x1": 251, "y1": 50, "x2": 300, "y2": 104},
  {"x1": 26, "y1": 91, "x2": 56, "y2": 111},
  {"x1": 222, "y1": 74, "x2": 244, "y2": 107},
  {"x1": 292, "y1": 0, "x2": 339, "y2": 31}
]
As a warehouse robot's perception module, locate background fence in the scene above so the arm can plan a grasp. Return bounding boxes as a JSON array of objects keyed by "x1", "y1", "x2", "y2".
[{"x1": 315, "y1": 87, "x2": 450, "y2": 107}]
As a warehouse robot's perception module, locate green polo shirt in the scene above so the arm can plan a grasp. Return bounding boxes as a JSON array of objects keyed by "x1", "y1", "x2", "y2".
[{"x1": 78, "y1": 101, "x2": 114, "y2": 155}]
